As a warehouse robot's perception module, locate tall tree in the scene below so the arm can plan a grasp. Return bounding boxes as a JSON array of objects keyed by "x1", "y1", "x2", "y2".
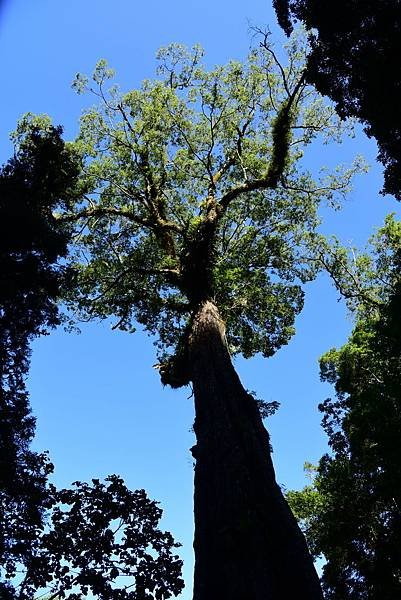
[
  {"x1": 274, "y1": 0, "x2": 401, "y2": 200},
  {"x1": 0, "y1": 118, "x2": 82, "y2": 596},
  {"x1": 287, "y1": 216, "x2": 401, "y2": 599},
  {"x1": 47, "y1": 36, "x2": 363, "y2": 599}
]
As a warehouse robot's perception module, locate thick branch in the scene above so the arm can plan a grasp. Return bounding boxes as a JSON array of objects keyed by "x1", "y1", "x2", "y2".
[
  {"x1": 212, "y1": 156, "x2": 236, "y2": 187},
  {"x1": 56, "y1": 206, "x2": 181, "y2": 236},
  {"x1": 218, "y1": 73, "x2": 306, "y2": 215},
  {"x1": 138, "y1": 145, "x2": 178, "y2": 257}
]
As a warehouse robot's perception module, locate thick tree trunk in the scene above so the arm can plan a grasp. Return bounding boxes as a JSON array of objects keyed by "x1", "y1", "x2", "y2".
[{"x1": 189, "y1": 301, "x2": 322, "y2": 600}]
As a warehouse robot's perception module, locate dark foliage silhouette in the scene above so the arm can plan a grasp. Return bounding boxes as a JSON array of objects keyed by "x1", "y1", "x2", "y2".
[
  {"x1": 274, "y1": 0, "x2": 401, "y2": 199},
  {"x1": 11, "y1": 476, "x2": 184, "y2": 600},
  {"x1": 0, "y1": 120, "x2": 81, "y2": 595}
]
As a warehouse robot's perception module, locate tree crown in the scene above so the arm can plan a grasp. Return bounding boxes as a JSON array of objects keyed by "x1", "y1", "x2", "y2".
[{"x1": 36, "y1": 33, "x2": 364, "y2": 367}]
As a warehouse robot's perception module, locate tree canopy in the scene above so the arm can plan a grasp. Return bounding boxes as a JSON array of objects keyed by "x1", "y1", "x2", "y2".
[
  {"x1": 274, "y1": 0, "x2": 401, "y2": 200},
  {"x1": 287, "y1": 216, "x2": 401, "y2": 599},
  {"x1": 54, "y1": 36, "x2": 361, "y2": 374},
  {"x1": 31, "y1": 33, "x2": 368, "y2": 599}
]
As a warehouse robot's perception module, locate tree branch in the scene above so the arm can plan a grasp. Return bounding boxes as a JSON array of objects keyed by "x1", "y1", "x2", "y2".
[
  {"x1": 56, "y1": 206, "x2": 181, "y2": 235},
  {"x1": 218, "y1": 71, "x2": 306, "y2": 215}
]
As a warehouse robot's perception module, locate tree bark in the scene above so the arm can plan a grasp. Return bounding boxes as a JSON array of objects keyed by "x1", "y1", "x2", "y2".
[{"x1": 189, "y1": 301, "x2": 323, "y2": 600}]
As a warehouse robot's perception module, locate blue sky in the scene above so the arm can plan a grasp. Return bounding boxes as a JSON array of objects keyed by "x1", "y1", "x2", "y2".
[{"x1": 1, "y1": 1, "x2": 401, "y2": 598}]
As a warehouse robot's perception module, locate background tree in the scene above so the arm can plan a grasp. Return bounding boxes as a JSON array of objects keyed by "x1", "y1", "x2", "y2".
[
  {"x1": 47, "y1": 35, "x2": 364, "y2": 599},
  {"x1": 13, "y1": 476, "x2": 183, "y2": 600},
  {"x1": 0, "y1": 119, "x2": 184, "y2": 600},
  {"x1": 287, "y1": 216, "x2": 401, "y2": 599},
  {"x1": 0, "y1": 120, "x2": 82, "y2": 597},
  {"x1": 274, "y1": 0, "x2": 401, "y2": 200}
]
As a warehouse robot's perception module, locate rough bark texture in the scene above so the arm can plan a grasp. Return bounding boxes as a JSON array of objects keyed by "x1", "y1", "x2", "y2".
[{"x1": 189, "y1": 301, "x2": 322, "y2": 600}]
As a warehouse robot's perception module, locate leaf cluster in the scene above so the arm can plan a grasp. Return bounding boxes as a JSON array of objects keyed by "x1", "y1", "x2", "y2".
[{"x1": 3, "y1": 477, "x2": 183, "y2": 600}]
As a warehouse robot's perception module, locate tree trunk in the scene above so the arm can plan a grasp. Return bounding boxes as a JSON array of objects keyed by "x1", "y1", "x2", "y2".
[{"x1": 189, "y1": 301, "x2": 323, "y2": 600}]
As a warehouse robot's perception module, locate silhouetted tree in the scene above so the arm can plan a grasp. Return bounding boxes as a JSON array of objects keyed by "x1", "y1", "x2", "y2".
[
  {"x1": 12, "y1": 476, "x2": 184, "y2": 600},
  {"x1": 287, "y1": 216, "x2": 401, "y2": 599},
  {"x1": 45, "y1": 35, "x2": 366, "y2": 599},
  {"x1": 274, "y1": 0, "x2": 401, "y2": 199},
  {"x1": 0, "y1": 119, "x2": 82, "y2": 595},
  {"x1": 0, "y1": 119, "x2": 184, "y2": 600}
]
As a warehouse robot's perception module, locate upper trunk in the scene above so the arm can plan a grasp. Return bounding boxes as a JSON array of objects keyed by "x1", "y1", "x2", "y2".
[{"x1": 188, "y1": 300, "x2": 322, "y2": 600}]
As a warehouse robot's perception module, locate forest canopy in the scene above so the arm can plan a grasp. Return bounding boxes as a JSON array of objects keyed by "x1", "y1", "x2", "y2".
[
  {"x1": 2, "y1": 13, "x2": 397, "y2": 599},
  {"x1": 274, "y1": 0, "x2": 401, "y2": 200},
  {"x1": 287, "y1": 216, "x2": 401, "y2": 599}
]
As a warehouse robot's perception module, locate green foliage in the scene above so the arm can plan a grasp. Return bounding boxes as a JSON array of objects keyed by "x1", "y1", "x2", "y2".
[
  {"x1": 0, "y1": 119, "x2": 183, "y2": 600},
  {"x1": 308, "y1": 213, "x2": 401, "y2": 315},
  {"x1": 39, "y1": 31, "x2": 363, "y2": 370},
  {"x1": 286, "y1": 464, "x2": 323, "y2": 559},
  {"x1": 287, "y1": 219, "x2": 401, "y2": 599}
]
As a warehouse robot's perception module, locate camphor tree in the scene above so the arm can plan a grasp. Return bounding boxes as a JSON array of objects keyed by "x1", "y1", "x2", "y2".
[
  {"x1": 36, "y1": 32, "x2": 364, "y2": 599},
  {"x1": 287, "y1": 216, "x2": 401, "y2": 599}
]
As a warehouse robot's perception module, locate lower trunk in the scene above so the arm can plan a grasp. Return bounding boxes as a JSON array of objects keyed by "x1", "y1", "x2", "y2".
[{"x1": 189, "y1": 301, "x2": 322, "y2": 600}]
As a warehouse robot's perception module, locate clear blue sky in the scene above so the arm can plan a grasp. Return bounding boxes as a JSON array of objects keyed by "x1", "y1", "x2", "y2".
[{"x1": 1, "y1": 1, "x2": 400, "y2": 597}]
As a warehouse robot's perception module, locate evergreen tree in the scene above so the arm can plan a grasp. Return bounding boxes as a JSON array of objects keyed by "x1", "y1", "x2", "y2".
[
  {"x1": 287, "y1": 216, "x2": 401, "y2": 599},
  {"x1": 44, "y1": 35, "x2": 363, "y2": 599}
]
